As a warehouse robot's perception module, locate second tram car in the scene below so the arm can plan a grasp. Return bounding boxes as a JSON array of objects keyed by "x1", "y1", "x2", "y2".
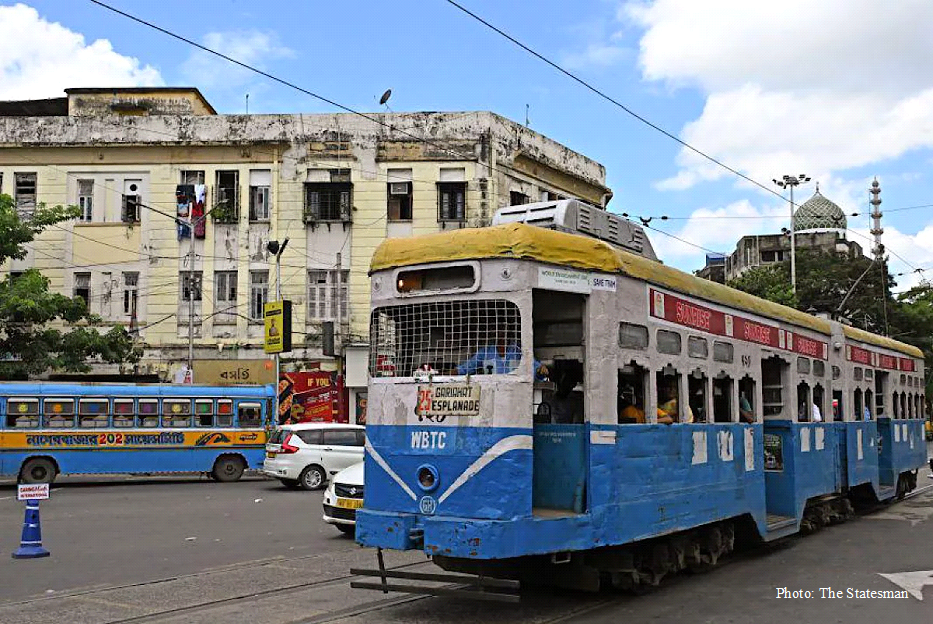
[{"x1": 354, "y1": 200, "x2": 926, "y2": 594}]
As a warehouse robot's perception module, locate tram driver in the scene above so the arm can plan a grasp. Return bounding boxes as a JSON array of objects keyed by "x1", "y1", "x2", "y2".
[{"x1": 452, "y1": 328, "x2": 549, "y2": 380}]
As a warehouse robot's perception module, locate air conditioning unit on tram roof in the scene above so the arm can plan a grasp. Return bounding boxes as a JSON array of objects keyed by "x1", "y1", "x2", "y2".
[{"x1": 492, "y1": 198, "x2": 659, "y2": 262}]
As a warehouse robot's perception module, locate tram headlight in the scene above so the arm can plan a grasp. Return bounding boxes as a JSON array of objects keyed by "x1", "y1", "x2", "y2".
[{"x1": 417, "y1": 464, "x2": 440, "y2": 492}]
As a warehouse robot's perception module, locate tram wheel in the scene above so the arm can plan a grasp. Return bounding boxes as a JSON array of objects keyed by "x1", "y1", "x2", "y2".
[
  {"x1": 212, "y1": 455, "x2": 245, "y2": 482},
  {"x1": 20, "y1": 458, "x2": 57, "y2": 484}
]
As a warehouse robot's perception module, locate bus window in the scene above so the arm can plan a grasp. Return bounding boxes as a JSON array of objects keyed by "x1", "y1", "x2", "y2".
[
  {"x1": 739, "y1": 376, "x2": 756, "y2": 423},
  {"x1": 44, "y1": 398, "x2": 75, "y2": 428},
  {"x1": 238, "y1": 402, "x2": 262, "y2": 427},
  {"x1": 162, "y1": 399, "x2": 192, "y2": 428},
  {"x1": 217, "y1": 400, "x2": 234, "y2": 427},
  {"x1": 195, "y1": 400, "x2": 214, "y2": 427},
  {"x1": 79, "y1": 399, "x2": 109, "y2": 428},
  {"x1": 656, "y1": 366, "x2": 683, "y2": 424},
  {"x1": 688, "y1": 369, "x2": 708, "y2": 423},
  {"x1": 139, "y1": 399, "x2": 159, "y2": 427},
  {"x1": 618, "y1": 362, "x2": 647, "y2": 424},
  {"x1": 713, "y1": 373, "x2": 733, "y2": 422},
  {"x1": 6, "y1": 398, "x2": 39, "y2": 428},
  {"x1": 113, "y1": 399, "x2": 135, "y2": 427}
]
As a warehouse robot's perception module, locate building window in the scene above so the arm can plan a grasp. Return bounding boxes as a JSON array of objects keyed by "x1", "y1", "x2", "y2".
[
  {"x1": 387, "y1": 182, "x2": 413, "y2": 221},
  {"x1": 73, "y1": 273, "x2": 90, "y2": 310},
  {"x1": 179, "y1": 271, "x2": 202, "y2": 323},
  {"x1": 249, "y1": 271, "x2": 269, "y2": 322},
  {"x1": 509, "y1": 191, "x2": 528, "y2": 205},
  {"x1": 77, "y1": 179, "x2": 94, "y2": 222},
  {"x1": 180, "y1": 170, "x2": 205, "y2": 185},
  {"x1": 249, "y1": 170, "x2": 271, "y2": 222},
  {"x1": 308, "y1": 269, "x2": 349, "y2": 322},
  {"x1": 122, "y1": 180, "x2": 141, "y2": 224},
  {"x1": 214, "y1": 271, "x2": 237, "y2": 324},
  {"x1": 437, "y1": 182, "x2": 466, "y2": 221},
  {"x1": 15, "y1": 172, "x2": 36, "y2": 218},
  {"x1": 122, "y1": 272, "x2": 138, "y2": 316},
  {"x1": 304, "y1": 170, "x2": 351, "y2": 223},
  {"x1": 215, "y1": 170, "x2": 240, "y2": 223}
]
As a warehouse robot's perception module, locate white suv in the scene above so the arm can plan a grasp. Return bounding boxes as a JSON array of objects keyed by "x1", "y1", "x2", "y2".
[{"x1": 262, "y1": 423, "x2": 365, "y2": 490}]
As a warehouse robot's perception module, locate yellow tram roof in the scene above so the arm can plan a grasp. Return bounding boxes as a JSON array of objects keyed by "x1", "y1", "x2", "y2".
[{"x1": 370, "y1": 223, "x2": 922, "y2": 359}]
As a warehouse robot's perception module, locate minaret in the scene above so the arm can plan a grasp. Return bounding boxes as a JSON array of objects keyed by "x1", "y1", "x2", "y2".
[{"x1": 869, "y1": 178, "x2": 883, "y2": 259}]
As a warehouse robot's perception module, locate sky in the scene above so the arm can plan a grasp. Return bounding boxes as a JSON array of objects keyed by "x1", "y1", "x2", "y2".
[{"x1": 2, "y1": 0, "x2": 932, "y2": 291}]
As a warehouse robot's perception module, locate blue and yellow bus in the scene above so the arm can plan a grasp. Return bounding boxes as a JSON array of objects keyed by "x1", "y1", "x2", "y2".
[{"x1": 0, "y1": 382, "x2": 276, "y2": 483}]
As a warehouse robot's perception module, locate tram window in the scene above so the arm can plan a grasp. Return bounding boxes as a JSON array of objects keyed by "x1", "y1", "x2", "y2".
[
  {"x1": 195, "y1": 400, "x2": 214, "y2": 427},
  {"x1": 907, "y1": 393, "x2": 914, "y2": 419},
  {"x1": 864, "y1": 368, "x2": 872, "y2": 381},
  {"x1": 713, "y1": 374, "x2": 733, "y2": 422},
  {"x1": 761, "y1": 357, "x2": 786, "y2": 417},
  {"x1": 6, "y1": 398, "x2": 39, "y2": 428},
  {"x1": 739, "y1": 376, "x2": 756, "y2": 423},
  {"x1": 901, "y1": 393, "x2": 908, "y2": 418},
  {"x1": 892, "y1": 392, "x2": 899, "y2": 418},
  {"x1": 657, "y1": 330, "x2": 682, "y2": 355},
  {"x1": 113, "y1": 399, "x2": 135, "y2": 427},
  {"x1": 832, "y1": 366, "x2": 841, "y2": 380},
  {"x1": 832, "y1": 390, "x2": 844, "y2": 421},
  {"x1": 797, "y1": 382, "x2": 813, "y2": 422},
  {"x1": 217, "y1": 400, "x2": 234, "y2": 427},
  {"x1": 656, "y1": 367, "x2": 683, "y2": 424},
  {"x1": 900, "y1": 374, "x2": 907, "y2": 386},
  {"x1": 618, "y1": 362, "x2": 647, "y2": 424},
  {"x1": 853, "y1": 389, "x2": 863, "y2": 423},
  {"x1": 78, "y1": 399, "x2": 109, "y2": 428},
  {"x1": 138, "y1": 399, "x2": 159, "y2": 427},
  {"x1": 875, "y1": 373, "x2": 887, "y2": 417},
  {"x1": 813, "y1": 360, "x2": 825, "y2": 377},
  {"x1": 915, "y1": 395, "x2": 921, "y2": 419},
  {"x1": 396, "y1": 265, "x2": 475, "y2": 294},
  {"x1": 813, "y1": 384, "x2": 826, "y2": 422},
  {"x1": 797, "y1": 357, "x2": 810, "y2": 375},
  {"x1": 162, "y1": 399, "x2": 192, "y2": 428},
  {"x1": 688, "y1": 337, "x2": 708, "y2": 359},
  {"x1": 713, "y1": 341, "x2": 733, "y2": 363},
  {"x1": 44, "y1": 398, "x2": 75, "y2": 428},
  {"x1": 619, "y1": 323, "x2": 649, "y2": 350},
  {"x1": 864, "y1": 390, "x2": 873, "y2": 420},
  {"x1": 688, "y1": 370, "x2": 708, "y2": 422},
  {"x1": 853, "y1": 367, "x2": 863, "y2": 381},
  {"x1": 238, "y1": 402, "x2": 263, "y2": 427}
]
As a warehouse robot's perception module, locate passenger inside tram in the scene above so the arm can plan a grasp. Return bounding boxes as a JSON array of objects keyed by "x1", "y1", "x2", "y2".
[
  {"x1": 739, "y1": 392, "x2": 755, "y2": 423},
  {"x1": 656, "y1": 371, "x2": 693, "y2": 424},
  {"x1": 618, "y1": 364, "x2": 647, "y2": 424}
]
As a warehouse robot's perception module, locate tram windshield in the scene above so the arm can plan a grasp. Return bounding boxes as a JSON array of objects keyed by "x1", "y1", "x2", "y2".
[{"x1": 370, "y1": 299, "x2": 522, "y2": 378}]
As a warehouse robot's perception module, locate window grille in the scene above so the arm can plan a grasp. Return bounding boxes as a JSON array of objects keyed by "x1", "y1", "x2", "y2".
[
  {"x1": 370, "y1": 299, "x2": 521, "y2": 377},
  {"x1": 73, "y1": 272, "x2": 91, "y2": 310},
  {"x1": 14, "y1": 172, "x2": 36, "y2": 218},
  {"x1": 250, "y1": 271, "x2": 269, "y2": 321},
  {"x1": 304, "y1": 182, "x2": 352, "y2": 222}
]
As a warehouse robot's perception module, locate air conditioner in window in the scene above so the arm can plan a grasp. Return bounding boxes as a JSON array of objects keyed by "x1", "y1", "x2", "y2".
[{"x1": 389, "y1": 182, "x2": 409, "y2": 195}]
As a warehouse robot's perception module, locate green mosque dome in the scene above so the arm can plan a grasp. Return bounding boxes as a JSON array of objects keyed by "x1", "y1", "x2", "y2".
[{"x1": 794, "y1": 186, "x2": 846, "y2": 232}]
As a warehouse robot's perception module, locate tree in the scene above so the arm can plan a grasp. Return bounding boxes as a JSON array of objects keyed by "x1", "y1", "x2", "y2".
[{"x1": 0, "y1": 193, "x2": 140, "y2": 379}]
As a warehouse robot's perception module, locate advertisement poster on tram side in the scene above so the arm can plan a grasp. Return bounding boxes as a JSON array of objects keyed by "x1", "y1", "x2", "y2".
[
  {"x1": 763, "y1": 434, "x2": 784, "y2": 471},
  {"x1": 278, "y1": 371, "x2": 344, "y2": 424}
]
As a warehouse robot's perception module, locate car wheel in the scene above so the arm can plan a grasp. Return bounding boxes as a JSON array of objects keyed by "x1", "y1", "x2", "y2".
[
  {"x1": 20, "y1": 458, "x2": 56, "y2": 484},
  {"x1": 279, "y1": 478, "x2": 301, "y2": 489},
  {"x1": 298, "y1": 465, "x2": 326, "y2": 490},
  {"x1": 336, "y1": 524, "x2": 355, "y2": 537},
  {"x1": 212, "y1": 455, "x2": 245, "y2": 482}
]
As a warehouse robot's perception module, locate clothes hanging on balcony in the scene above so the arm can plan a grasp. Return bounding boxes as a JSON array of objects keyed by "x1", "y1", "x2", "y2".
[
  {"x1": 193, "y1": 184, "x2": 206, "y2": 239},
  {"x1": 176, "y1": 184, "x2": 194, "y2": 241}
]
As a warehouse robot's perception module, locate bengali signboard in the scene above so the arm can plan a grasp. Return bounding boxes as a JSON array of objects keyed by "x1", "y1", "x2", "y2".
[
  {"x1": 193, "y1": 359, "x2": 276, "y2": 385},
  {"x1": 649, "y1": 288, "x2": 828, "y2": 359}
]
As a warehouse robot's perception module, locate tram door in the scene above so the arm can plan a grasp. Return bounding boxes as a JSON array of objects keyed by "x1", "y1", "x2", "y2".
[{"x1": 531, "y1": 289, "x2": 588, "y2": 515}]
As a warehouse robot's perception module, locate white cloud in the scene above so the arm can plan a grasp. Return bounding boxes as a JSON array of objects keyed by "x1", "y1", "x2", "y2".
[
  {"x1": 623, "y1": 0, "x2": 933, "y2": 190},
  {"x1": 0, "y1": 3, "x2": 162, "y2": 99},
  {"x1": 562, "y1": 43, "x2": 632, "y2": 70},
  {"x1": 181, "y1": 30, "x2": 294, "y2": 91}
]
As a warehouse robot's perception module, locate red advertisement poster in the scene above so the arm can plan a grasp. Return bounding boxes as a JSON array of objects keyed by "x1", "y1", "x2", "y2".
[{"x1": 278, "y1": 371, "x2": 345, "y2": 424}]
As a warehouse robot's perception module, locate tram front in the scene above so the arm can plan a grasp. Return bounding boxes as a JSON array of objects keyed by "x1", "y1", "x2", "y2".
[{"x1": 356, "y1": 252, "x2": 541, "y2": 560}]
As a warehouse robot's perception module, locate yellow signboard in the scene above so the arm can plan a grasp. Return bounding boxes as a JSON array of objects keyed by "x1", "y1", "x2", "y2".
[
  {"x1": 193, "y1": 359, "x2": 276, "y2": 385},
  {"x1": 264, "y1": 300, "x2": 292, "y2": 354}
]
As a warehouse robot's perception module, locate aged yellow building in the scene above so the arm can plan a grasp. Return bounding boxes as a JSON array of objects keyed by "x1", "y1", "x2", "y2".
[{"x1": 0, "y1": 87, "x2": 611, "y2": 403}]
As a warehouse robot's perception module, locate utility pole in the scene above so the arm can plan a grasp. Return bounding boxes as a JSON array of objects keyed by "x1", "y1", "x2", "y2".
[
  {"x1": 772, "y1": 174, "x2": 811, "y2": 294},
  {"x1": 266, "y1": 237, "x2": 289, "y2": 422}
]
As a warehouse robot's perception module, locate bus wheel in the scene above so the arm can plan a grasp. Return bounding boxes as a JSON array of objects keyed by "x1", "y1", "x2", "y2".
[
  {"x1": 212, "y1": 455, "x2": 245, "y2": 482},
  {"x1": 20, "y1": 458, "x2": 56, "y2": 484},
  {"x1": 299, "y1": 465, "x2": 326, "y2": 490}
]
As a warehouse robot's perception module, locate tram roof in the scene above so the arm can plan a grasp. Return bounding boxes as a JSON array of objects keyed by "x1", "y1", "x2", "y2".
[{"x1": 370, "y1": 223, "x2": 923, "y2": 359}]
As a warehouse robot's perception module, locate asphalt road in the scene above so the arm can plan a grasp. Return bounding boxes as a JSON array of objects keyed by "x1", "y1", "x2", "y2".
[{"x1": 0, "y1": 459, "x2": 932, "y2": 624}]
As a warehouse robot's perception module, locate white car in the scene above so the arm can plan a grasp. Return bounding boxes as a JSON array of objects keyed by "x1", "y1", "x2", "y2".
[
  {"x1": 323, "y1": 461, "x2": 364, "y2": 535},
  {"x1": 262, "y1": 423, "x2": 365, "y2": 490}
]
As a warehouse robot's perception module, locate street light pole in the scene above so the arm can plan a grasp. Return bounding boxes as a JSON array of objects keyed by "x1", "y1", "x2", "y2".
[
  {"x1": 266, "y1": 238, "x2": 289, "y2": 424},
  {"x1": 772, "y1": 174, "x2": 811, "y2": 294}
]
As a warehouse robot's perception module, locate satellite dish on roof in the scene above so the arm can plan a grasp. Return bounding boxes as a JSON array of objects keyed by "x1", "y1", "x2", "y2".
[{"x1": 379, "y1": 89, "x2": 392, "y2": 106}]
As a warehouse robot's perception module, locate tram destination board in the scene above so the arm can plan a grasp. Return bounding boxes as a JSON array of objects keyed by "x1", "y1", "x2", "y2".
[
  {"x1": 193, "y1": 359, "x2": 276, "y2": 385},
  {"x1": 416, "y1": 384, "x2": 481, "y2": 422}
]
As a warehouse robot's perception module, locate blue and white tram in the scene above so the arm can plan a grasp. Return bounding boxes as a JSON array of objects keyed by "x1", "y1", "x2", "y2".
[{"x1": 356, "y1": 203, "x2": 926, "y2": 592}]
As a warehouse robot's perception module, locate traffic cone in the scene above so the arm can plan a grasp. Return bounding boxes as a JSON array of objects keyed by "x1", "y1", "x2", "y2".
[{"x1": 12, "y1": 500, "x2": 50, "y2": 559}]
